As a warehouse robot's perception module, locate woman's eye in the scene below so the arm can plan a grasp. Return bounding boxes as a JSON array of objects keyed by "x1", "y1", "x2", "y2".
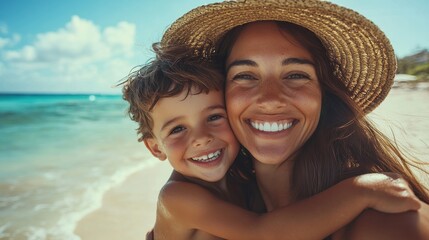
[
  {"x1": 232, "y1": 73, "x2": 257, "y2": 81},
  {"x1": 285, "y1": 73, "x2": 310, "y2": 80},
  {"x1": 170, "y1": 126, "x2": 185, "y2": 135}
]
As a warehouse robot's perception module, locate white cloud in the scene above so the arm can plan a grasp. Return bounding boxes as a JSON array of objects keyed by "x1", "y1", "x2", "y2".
[
  {"x1": 0, "y1": 34, "x2": 20, "y2": 49},
  {"x1": 3, "y1": 16, "x2": 126, "y2": 63},
  {"x1": 0, "y1": 16, "x2": 138, "y2": 93},
  {"x1": 0, "y1": 22, "x2": 8, "y2": 34},
  {"x1": 104, "y1": 21, "x2": 136, "y2": 57},
  {"x1": 3, "y1": 16, "x2": 136, "y2": 64},
  {"x1": 0, "y1": 37, "x2": 8, "y2": 48},
  {"x1": 0, "y1": 22, "x2": 20, "y2": 49},
  {"x1": 5, "y1": 45, "x2": 36, "y2": 61}
]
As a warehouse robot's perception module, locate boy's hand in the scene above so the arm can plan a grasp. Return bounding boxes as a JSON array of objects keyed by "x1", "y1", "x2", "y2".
[{"x1": 354, "y1": 173, "x2": 421, "y2": 213}]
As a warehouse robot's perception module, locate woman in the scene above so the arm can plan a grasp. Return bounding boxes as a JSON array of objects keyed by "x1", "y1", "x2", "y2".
[
  {"x1": 161, "y1": 0, "x2": 429, "y2": 239},
  {"x1": 219, "y1": 20, "x2": 429, "y2": 239}
]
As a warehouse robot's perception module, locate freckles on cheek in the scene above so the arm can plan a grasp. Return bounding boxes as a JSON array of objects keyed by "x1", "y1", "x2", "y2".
[
  {"x1": 305, "y1": 99, "x2": 321, "y2": 112},
  {"x1": 299, "y1": 89, "x2": 322, "y2": 109},
  {"x1": 163, "y1": 138, "x2": 185, "y2": 152},
  {"x1": 227, "y1": 88, "x2": 248, "y2": 100},
  {"x1": 226, "y1": 85, "x2": 248, "y2": 101},
  {"x1": 218, "y1": 126, "x2": 236, "y2": 140},
  {"x1": 226, "y1": 97, "x2": 246, "y2": 116}
]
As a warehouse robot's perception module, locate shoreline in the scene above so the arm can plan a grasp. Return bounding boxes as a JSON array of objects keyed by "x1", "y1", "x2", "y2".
[
  {"x1": 73, "y1": 88, "x2": 429, "y2": 240},
  {"x1": 74, "y1": 161, "x2": 172, "y2": 240}
]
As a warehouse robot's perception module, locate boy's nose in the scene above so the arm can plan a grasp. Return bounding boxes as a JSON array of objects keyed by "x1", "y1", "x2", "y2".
[{"x1": 192, "y1": 131, "x2": 214, "y2": 147}]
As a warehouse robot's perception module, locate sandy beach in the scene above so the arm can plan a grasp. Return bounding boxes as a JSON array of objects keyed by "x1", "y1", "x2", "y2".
[
  {"x1": 74, "y1": 87, "x2": 429, "y2": 240},
  {"x1": 74, "y1": 162, "x2": 172, "y2": 240}
]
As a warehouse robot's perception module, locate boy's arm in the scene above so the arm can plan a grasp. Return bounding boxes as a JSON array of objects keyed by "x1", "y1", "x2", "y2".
[
  {"x1": 340, "y1": 202, "x2": 429, "y2": 240},
  {"x1": 254, "y1": 173, "x2": 420, "y2": 240},
  {"x1": 158, "y1": 173, "x2": 419, "y2": 240}
]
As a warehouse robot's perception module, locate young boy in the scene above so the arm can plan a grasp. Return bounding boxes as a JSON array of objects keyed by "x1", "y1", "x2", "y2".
[{"x1": 122, "y1": 44, "x2": 420, "y2": 240}]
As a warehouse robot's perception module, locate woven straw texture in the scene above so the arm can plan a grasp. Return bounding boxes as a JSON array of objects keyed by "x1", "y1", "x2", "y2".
[{"x1": 161, "y1": 0, "x2": 396, "y2": 113}]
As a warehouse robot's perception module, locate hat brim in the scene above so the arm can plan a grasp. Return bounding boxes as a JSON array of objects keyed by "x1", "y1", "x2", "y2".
[{"x1": 161, "y1": 0, "x2": 396, "y2": 113}]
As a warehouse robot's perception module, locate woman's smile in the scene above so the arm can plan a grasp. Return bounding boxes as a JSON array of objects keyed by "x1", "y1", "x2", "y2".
[
  {"x1": 248, "y1": 119, "x2": 296, "y2": 133},
  {"x1": 225, "y1": 21, "x2": 322, "y2": 165}
]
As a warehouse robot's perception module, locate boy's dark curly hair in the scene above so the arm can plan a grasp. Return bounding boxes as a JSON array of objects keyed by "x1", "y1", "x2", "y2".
[{"x1": 121, "y1": 43, "x2": 224, "y2": 141}]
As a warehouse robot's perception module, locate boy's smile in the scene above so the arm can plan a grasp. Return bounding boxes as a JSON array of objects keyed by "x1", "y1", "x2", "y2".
[{"x1": 144, "y1": 89, "x2": 239, "y2": 182}]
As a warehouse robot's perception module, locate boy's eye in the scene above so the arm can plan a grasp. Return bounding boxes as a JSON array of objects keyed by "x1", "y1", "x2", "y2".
[
  {"x1": 208, "y1": 114, "x2": 223, "y2": 122},
  {"x1": 170, "y1": 126, "x2": 185, "y2": 135}
]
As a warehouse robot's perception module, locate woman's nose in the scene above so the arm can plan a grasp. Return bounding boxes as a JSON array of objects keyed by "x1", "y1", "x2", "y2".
[{"x1": 256, "y1": 79, "x2": 287, "y2": 110}]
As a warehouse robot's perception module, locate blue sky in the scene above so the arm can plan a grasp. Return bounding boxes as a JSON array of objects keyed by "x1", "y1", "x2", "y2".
[{"x1": 0, "y1": 0, "x2": 428, "y2": 94}]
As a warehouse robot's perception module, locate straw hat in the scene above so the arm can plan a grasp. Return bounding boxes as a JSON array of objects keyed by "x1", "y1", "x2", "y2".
[{"x1": 161, "y1": 0, "x2": 397, "y2": 113}]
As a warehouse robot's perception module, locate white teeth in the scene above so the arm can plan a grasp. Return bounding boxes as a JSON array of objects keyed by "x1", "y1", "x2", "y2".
[
  {"x1": 250, "y1": 121, "x2": 293, "y2": 132},
  {"x1": 192, "y1": 150, "x2": 221, "y2": 162},
  {"x1": 272, "y1": 122, "x2": 279, "y2": 131},
  {"x1": 263, "y1": 122, "x2": 270, "y2": 131}
]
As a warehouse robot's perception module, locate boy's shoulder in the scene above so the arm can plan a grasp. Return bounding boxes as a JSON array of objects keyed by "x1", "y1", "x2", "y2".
[
  {"x1": 159, "y1": 177, "x2": 202, "y2": 205},
  {"x1": 158, "y1": 171, "x2": 222, "y2": 216},
  {"x1": 154, "y1": 172, "x2": 226, "y2": 239},
  {"x1": 156, "y1": 173, "x2": 227, "y2": 232}
]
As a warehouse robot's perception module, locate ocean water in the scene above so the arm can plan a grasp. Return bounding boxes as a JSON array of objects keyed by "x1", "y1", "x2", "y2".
[
  {"x1": 0, "y1": 87, "x2": 428, "y2": 240},
  {"x1": 0, "y1": 94, "x2": 154, "y2": 240}
]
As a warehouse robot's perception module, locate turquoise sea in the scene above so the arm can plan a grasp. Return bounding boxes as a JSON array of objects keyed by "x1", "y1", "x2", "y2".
[
  {"x1": 1, "y1": 88, "x2": 428, "y2": 240},
  {"x1": 0, "y1": 94, "x2": 154, "y2": 240}
]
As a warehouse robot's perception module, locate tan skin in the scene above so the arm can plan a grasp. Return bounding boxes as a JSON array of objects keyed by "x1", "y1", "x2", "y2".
[
  {"x1": 144, "y1": 88, "x2": 420, "y2": 239},
  {"x1": 224, "y1": 21, "x2": 429, "y2": 239},
  {"x1": 225, "y1": 22, "x2": 322, "y2": 211},
  {"x1": 335, "y1": 205, "x2": 429, "y2": 240}
]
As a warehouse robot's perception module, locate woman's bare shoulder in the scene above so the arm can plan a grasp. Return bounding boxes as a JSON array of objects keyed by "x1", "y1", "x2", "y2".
[{"x1": 343, "y1": 202, "x2": 429, "y2": 240}]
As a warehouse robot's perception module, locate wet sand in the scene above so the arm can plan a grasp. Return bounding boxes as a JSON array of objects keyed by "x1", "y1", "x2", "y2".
[
  {"x1": 75, "y1": 87, "x2": 429, "y2": 240},
  {"x1": 74, "y1": 162, "x2": 172, "y2": 240}
]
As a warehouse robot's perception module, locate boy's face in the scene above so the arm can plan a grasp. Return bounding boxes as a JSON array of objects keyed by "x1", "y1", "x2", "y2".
[{"x1": 144, "y1": 89, "x2": 239, "y2": 182}]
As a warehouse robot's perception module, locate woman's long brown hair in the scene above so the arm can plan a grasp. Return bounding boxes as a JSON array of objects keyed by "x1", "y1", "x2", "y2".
[{"x1": 215, "y1": 21, "x2": 429, "y2": 203}]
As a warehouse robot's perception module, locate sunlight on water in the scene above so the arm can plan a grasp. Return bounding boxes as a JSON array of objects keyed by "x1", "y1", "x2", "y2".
[
  {"x1": 0, "y1": 88, "x2": 428, "y2": 239},
  {"x1": 0, "y1": 94, "x2": 154, "y2": 240}
]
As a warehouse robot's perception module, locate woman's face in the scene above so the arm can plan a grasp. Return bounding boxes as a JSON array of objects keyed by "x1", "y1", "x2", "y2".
[{"x1": 225, "y1": 21, "x2": 322, "y2": 165}]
